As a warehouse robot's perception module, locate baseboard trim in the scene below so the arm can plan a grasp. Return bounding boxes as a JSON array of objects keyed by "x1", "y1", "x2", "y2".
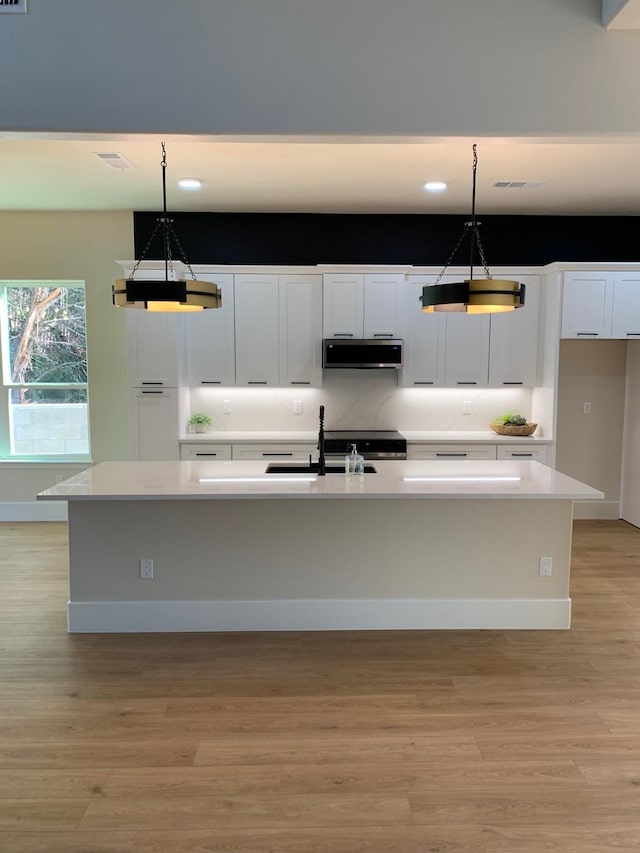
[
  {"x1": 0, "y1": 501, "x2": 68, "y2": 522},
  {"x1": 574, "y1": 500, "x2": 619, "y2": 520},
  {"x1": 67, "y1": 597, "x2": 572, "y2": 633}
]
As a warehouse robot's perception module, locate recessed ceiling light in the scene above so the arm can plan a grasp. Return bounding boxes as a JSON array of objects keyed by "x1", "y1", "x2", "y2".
[
  {"x1": 178, "y1": 178, "x2": 202, "y2": 190},
  {"x1": 423, "y1": 181, "x2": 447, "y2": 193}
]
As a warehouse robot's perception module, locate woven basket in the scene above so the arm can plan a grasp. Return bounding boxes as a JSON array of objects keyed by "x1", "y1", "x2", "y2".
[{"x1": 490, "y1": 422, "x2": 537, "y2": 437}]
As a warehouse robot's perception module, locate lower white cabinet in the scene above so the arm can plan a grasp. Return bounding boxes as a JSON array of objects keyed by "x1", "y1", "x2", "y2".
[
  {"x1": 180, "y1": 443, "x2": 232, "y2": 461},
  {"x1": 129, "y1": 387, "x2": 180, "y2": 461},
  {"x1": 496, "y1": 444, "x2": 549, "y2": 464},
  {"x1": 408, "y1": 444, "x2": 498, "y2": 461},
  {"x1": 231, "y1": 443, "x2": 317, "y2": 461}
]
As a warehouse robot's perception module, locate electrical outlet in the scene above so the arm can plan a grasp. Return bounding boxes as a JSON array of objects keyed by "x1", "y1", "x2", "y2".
[
  {"x1": 583, "y1": 402, "x2": 591, "y2": 414},
  {"x1": 463, "y1": 400, "x2": 472, "y2": 415},
  {"x1": 294, "y1": 400, "x2": 303, "y2": 415},
  {"x1": 139, "y1": 558, "x2": 154, "y2": 579},
  {"x1": 222, "y1": 400, "x2": 231, "y2": 415},
  {"x1": 538, "y1": 556, "x2": 553, "y2": 577}
]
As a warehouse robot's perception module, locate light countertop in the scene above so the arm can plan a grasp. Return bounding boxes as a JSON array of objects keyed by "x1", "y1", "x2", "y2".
[
  {"x1": 179, "y1": 430, "x2": 552, "y2": 444},
  {"x1": 38, "y1": 460, "x2": 602, "y2": 502}
]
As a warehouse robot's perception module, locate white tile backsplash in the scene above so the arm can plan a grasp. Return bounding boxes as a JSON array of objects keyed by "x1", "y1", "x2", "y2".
[{"x1": 188, "y1": 373, "x2": 533, "y2": 433}]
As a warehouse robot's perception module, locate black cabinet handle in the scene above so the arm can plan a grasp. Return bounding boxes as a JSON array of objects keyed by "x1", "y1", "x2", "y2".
[
  {"x1": 502, "y1": 381, "x2": 523, "y2": 385},
  {"x1": 290, "y1": 381, "x2": 311, "y2": 385},
  {"x1": 577, "y1": 332, "x2": 598, "y2": 337},
  {"x1": 456, "y1": 381, "x2": 477, "y2": 385},
  {"x1": 195, "y1": 452, "x2": 219, "y2": 457},
  {"x1": 201, "y1": 380, "x2": 221, "y2": 385},
  {"x1": 511, "y1": 452, "x2": 533, "y2": 457},
  {"x1": 414, "y1": 381, "x2": 434, "y2": 385},
  {"x1": 436, "y1": 452, "x2": 468, "y2": 457},
  {"x1": 247, "y1": 381, "x2": 268, "y2": 385},
  {"x1": 262, "y1": 452, "x2": 293, "y2": 457}
]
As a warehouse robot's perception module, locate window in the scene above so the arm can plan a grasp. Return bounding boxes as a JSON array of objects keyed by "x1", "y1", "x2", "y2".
[{"x1": 0, "y1": 281, "x2": 90, "y2": 458}]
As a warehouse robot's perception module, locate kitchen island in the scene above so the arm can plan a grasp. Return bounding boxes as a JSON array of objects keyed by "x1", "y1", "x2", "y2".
[{"x1": 38, "y1": 460, "x2": 603, "y2": 633}]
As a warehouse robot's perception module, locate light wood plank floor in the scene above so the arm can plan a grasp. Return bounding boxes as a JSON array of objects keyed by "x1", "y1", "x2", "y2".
[{"x1": 1, "y1": 519, "x2": 640, "y2": 852}]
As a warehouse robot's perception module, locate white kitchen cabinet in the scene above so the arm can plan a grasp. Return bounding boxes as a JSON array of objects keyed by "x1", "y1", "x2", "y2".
[
  {"x1": 279, "y1": 274, "x2": 323, "y2": 387},
  {"x1": 127, "y1": 310, "x2": 181, "y2": 387},
  {"x1": 231, "y1": 443, "x2": 317, "y2": 461},
  {"x1": 182, "y1": 274, "x2": 235, "y2": 387},
  {"x1": 408, "y1": 444, "x2": 498, "y2": 461},
  {"x1": 443, "y1": 313, "x2": 490, "y2": 387},
  {"x1": 561, "y1": 272, "x2": 614, "y2": 338},
  {"x1": 180, "y1": 443, "x2": 232, "y2": 461},
  {"x1": 489, "y1": 275, "x2": 540, "y2": 387},
  {"x1": 611, "y1": 272, "x2": 640, "y2": 339},
  {"x1": 496, "y1": 444, "x2": 549, "y2": 464},
  {"x1": 323, "y1": 273, "x2": 403, "y2": 338},
  {"x1": 399, "y1": 275, "x2": 446, "y2": 386},
  {"x1": 234, "y1": 274, "x2": 280, "y2": 386},
  {"x1": 235, "y1": 274, "x2": 322, "y2": 387},
  {"x1": 128, "y1": 387, "x2": 180, "y2": 461}
]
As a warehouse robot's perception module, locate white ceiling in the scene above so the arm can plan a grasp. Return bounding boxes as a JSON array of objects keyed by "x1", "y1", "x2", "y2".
[{"x1": 2, "y1": 134, "x2": 640, "y2": 216}]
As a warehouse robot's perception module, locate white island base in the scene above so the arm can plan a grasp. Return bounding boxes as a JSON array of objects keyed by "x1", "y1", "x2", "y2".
[{"x1": 66, "y1": 496, "x2": 574, "y2": 632}]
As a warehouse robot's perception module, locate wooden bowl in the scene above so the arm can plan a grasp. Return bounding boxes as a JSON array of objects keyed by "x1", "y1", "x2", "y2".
[{"x1": 490, "y1": 422, "x2": 537, "y2": 437}]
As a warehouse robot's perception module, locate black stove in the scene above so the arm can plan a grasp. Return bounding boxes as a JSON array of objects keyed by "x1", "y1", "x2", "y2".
[{"x1": 323, "y1": 430, "x2": 407, "y2": 460}]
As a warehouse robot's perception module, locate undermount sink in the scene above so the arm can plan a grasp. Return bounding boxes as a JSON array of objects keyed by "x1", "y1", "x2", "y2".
[{"x1": 265, "y1": 463, "x2": 377, "y2": 474}]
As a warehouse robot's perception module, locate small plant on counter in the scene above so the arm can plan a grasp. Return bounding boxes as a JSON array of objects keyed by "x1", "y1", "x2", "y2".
[
  {"x1": 492, "y1": 412, "x2": 528, "y2": 426},
  {"x1": 188, "y1": 412, "x2": 212, "y2": 433}
]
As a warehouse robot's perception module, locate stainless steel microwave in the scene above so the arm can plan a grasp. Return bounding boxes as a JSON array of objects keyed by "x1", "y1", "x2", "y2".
[{"x1": 322, "y1": 338, "x2": 404, "y2": 369}]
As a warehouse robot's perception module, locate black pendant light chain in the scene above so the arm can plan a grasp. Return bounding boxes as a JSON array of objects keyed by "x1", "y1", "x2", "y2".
[
  {"x1": 434, "y1": 144, "x2": 492, "y2": 285},
  {"x1": 129, "y1": 141, "x2": 198, "y2": 283}
]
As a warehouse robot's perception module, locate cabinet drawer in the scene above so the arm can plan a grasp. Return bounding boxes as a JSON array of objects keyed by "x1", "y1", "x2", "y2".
[
  {"x1": 408, "y1": 445, "x2": 497, "y2": 461},
  {"x1": 232, "y1": 443, "x2": 317, "y2": 461},
  {"x1": 496, "y1": 445, "x2": 549, "y2": 464},
  {"x1": 180, "y1": 443, "x2": 232, "y2": 461}
]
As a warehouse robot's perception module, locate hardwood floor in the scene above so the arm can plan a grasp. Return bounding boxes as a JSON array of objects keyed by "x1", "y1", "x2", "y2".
[{"x1": 1, "y1": 519, "x2": 640, "y2": 852}]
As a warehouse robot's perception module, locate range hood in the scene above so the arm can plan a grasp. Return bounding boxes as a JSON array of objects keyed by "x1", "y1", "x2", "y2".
[{"x1": 323, "y1": 338, "x2": 403, "y2": 369}]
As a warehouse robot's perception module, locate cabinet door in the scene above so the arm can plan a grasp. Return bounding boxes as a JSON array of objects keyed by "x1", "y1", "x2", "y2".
[
  {"x1": 363, "y1": 273, "x2": 403, "y2": 338},
  {"x1": 489, "y1": 275, "x2": 540, "y2": 387},
  {"x1": 182, "y1": 274, "x2": 235, "y2": 386},
  {"x1": 279, "y1": 275, "x2": 323, "y2": 387},
  {"x1": 443, "y1": 314, "x2": 490, "y2": 387},
  {"x1": 231, "y1": 444, "x2": 317, "y2": 461},
  {"x1": 612, "y1": 272, "x2": 640, "y2": 339},
  {"x1": 561, "y1": 272, "x2": 614, "y2": 338},
  {"x1": 180, "y1": 443, "x2": 232, "y2": 461},
  {"x1": 128, "y1": 387, "x2": 179, "y2": 460},
  {"x1": 408, "y1": 445, "x2": 497, "y2": 460},
  {"x1": 127, "y1": 310, "x2": 180, "y2": 386},
  {"x1": 234, "y1": 275, "x2": 280, "y2": 386},
  {"x1": 322, "y1": 274, "x2": 364, "y2": 338},
  {"x1": 399, "y1": 276, "x2": 446, "y2": 386}
]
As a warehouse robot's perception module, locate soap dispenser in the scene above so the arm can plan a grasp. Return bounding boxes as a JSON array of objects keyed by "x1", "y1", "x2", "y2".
[{"x1": 345, "y1": 443, "x2": 364, "y2": 475}]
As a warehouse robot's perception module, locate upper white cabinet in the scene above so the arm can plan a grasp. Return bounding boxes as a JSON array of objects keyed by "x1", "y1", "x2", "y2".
[
  {"x1": 323, "y1": 273, "x2": 403, "y2": 338},
  {"x1": 489, "y1": 275, "x2": 540, "y2": 387},
  {"x1": 182, "y1": 274, "x2": 235, "y2": 387},
  {"x1": 443, "y1": 313, "x2": 490, "y2": 387},
  {"x1": 561, "y1": 271, "x2": 640, "y2": 339},
  {"x1": 235, "y1": 273, "x2": 322, "y2": 386},
  {"x1": 279, "y1": 274, "x2": 323, "y2": 387},
  {"x1": 399, "y1": 275, "x2": 446, "y2": 386},
  {"x1": 612, "y1": 272, "x2": 640, "y2": 339},
  {"x1": 561, "y1": 272, "x2": 614, "y2": 338},
  {"x1": 127, "y1": 310, "x2": 181, "y2": 387}
]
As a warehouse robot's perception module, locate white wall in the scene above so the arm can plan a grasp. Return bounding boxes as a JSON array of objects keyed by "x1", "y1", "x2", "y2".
[
  {"x1": 620, "y1": 342, "x2": 640, "y2": 526},
  {"x1": 2, "y1": 1, "x2": 640, "y2": 137}
]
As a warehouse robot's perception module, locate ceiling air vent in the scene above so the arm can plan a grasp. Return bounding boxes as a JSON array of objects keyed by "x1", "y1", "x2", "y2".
[
  {"x1": 94, "y1": 152, "x2": 134, "y2": 170},
  {"x1": 0, "y1": 0, "x2": 27, "y2": 12},
  {"x1": 493, "y1": 181, "x2": 545, "y2": 189}
]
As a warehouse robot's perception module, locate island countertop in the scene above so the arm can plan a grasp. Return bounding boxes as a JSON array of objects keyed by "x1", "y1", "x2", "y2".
[{"x1": 37, "y1": 460, "x2": 603, "y2": 502}]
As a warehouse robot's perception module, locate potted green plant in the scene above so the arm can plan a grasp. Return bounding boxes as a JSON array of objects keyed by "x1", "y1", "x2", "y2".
[
  {"x1": 490, "y1": 412, "x2": 537, "y2": 436},
  {"x1": 188, "y1": 412, "x2": 212, "y2": 434}
]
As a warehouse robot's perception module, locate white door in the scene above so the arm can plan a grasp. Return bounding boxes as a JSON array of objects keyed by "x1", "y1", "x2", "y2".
[
  {"x1": 399, "y1": 275, "x2": 446, "y2": 386},
  {"x1": 279, "y1": 275, "x2": 323, "y2": 387},
  {"x1": 489, "y1": 275, "x2": 540, "y2": 387},
  {"x1": 322, "y1": 274, "x2": 364, "y2": 338},
  {"x1": 234, "y1": 274, "x2": 280, "y2": 386},
  {"x1": 127, "y1": 310, "x2": 180, "y2": 387},
  {"x1": 561, "y1": 271, "x2": 614, "y2": 338},
  {"x1": 612, "y1": 272, "x2": 640, "y2": 340},
  {"x1": 363, "y1": 273, "x2": 403, "y2": 338},
  {"x1": 443, "y1": 313, "x2": 490, "y2": 387},
  {"x1": 128, "y1": 387, "x2": 180, "y2": 460},
  {"x1": 182, "y1": 273, "x2": 235, "y2": 387}
]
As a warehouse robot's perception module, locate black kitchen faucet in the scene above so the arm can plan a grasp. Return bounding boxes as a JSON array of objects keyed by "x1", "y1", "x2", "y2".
[{"x1": 317, "y1": 405, "x2": 326, "y2": 476}]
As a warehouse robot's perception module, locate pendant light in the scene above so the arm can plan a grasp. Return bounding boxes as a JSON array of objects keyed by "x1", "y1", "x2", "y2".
[
  {"x1": 421, "y1": 145, "x2": 525, "y2": 314},
  {"x1": 113, "y1": 142, "x2": 221, "y2": 312}
]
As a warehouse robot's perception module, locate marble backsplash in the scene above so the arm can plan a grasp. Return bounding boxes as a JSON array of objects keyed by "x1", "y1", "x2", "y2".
[{"x1": 188, "y1": 372, "x2": 535, "y2": 434}]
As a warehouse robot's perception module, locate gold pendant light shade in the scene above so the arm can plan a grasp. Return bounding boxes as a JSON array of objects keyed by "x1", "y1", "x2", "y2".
[
  {"x1": 113, "y1": 278, "x2": 221, "y2": 312},
  {"x1": 421, "y1": 279, "x2": 526, "y2": 314}
]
